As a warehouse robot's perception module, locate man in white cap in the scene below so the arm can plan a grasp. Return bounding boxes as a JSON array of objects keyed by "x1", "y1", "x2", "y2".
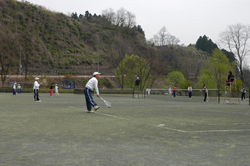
[
  {"x1": 33, "y1": 77, "x2": 41, "y2": 102},
  {"x1": 83, "y1": 72, "x2": 101, "y2": 113}
]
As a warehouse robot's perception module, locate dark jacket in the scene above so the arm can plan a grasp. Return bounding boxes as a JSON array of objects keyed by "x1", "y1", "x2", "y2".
[{"x1": 228, "y1": 74, "x2": 234, "y2": 82}]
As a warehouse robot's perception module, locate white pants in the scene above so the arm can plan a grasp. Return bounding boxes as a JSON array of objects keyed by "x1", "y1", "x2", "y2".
[{"x1": 55, "y1": 90, "x2": 60, "y2": 96}]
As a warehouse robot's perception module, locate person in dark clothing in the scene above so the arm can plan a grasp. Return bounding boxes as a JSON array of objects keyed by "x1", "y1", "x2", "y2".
[
  {"x1": 226, "y1": 71, "x2": 234, "y2": 86},
  {"x1": 201, "y1": 84, "x2": 208, "y2": 102},
  {"x1": 135, "y1": 77, "x2": 140, "y2": 87}
]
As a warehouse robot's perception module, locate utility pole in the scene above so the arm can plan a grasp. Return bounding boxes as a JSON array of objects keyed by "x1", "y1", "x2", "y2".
[
  {"x1": 97, "y1": 54, "x2": 99, "y2": 72},
  {"x1": 19, "y1": 46, "x2": 22, "y2": 75}
]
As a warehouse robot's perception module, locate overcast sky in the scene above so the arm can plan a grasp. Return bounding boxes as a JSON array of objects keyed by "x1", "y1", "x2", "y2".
[{"x1": 18, "y1": 0, "x2": 250, "y2": 64}]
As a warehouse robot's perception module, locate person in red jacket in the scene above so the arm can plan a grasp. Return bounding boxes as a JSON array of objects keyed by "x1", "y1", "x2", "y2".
[
  {"x1": 50, "y1": 83, "x2": 54, "y2": 97},
  {"x1": 173, "y1": 86, "x2": 176, "y2": 98}
]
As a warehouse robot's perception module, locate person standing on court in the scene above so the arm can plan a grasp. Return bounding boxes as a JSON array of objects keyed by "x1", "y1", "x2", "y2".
[
  {"x1": 84, "y1": 72, "x2": 101, "y2": 113},
  {"x1": 50, "y1": 83, "x2": 54, "y2": 97},
  {"x1": 202, "y1": 84, "x2": 208, "y2": 102},
  {"x1": 188, "y1": 84, "x2": 192, "y2": 99},
  {"x1": 55, "y1": 84, "x2": 60, "y2": 96},
  {"x1": 34, "y1": 77, "x2": 41, "y2": 102},
  {"x1": 168, "y1": 87, "x2": 172, "y2": 96},
  {"x1": 18, "y1": 84, "x2": 22, "y2": 94},
  {"x1": 173, "y1": 86, "x2": 176, "y2": 98},
  {"x1": 13, "y1": 81, "x2": 17, "y2": 96},
  {"x1": 241, "y1": 85, "x2": 246, "y2": 101}
]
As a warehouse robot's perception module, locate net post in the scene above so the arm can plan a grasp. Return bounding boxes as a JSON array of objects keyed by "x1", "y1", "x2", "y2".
[
  {"x1": 249, "y1": 89, "x2": 250, "y2": 106},
  {"x1": 218, "y1": 89, "x2": 220, "y2": 104},
  {"x1": 132, "y1": 88, "x2": 134, "y2": 98}
]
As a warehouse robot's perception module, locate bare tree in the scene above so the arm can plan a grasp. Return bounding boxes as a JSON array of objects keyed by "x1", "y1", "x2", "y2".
[
  {"x1": 149, "y1": 35, "x2": 160, "y2": 46},
  {"x1": 219, "y1": 23, "x2": 250, "y2": 82},
  {"x1": 150, "y1": 26, "x2": 180, "y2": 46},
  {"x1": 102, "y1": 8, "x2": 115, "y2": 24},
  {"x1": 102, "y1": 8, "x2": 136, "y2": 28},
  {"x1": 0, "y1": 29, "x2": 19, "y2": 87},
  {"x1": 115, "y1": 8, "x2": 126, "y2": 26},
  {"x1": 158, "y1": 26, "x2": 168, "y2": 46},
  {"x1": 166, "y1": 35, "x2": 180, "y2": 46},
  {"x1": 125, "y1": 11, "x2": 136, "y2": 28}
]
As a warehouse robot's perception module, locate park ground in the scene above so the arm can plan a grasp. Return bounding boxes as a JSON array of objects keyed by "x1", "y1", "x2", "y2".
[{"x1": 0, "y1": 93, "x2": 249, "y2": 166}]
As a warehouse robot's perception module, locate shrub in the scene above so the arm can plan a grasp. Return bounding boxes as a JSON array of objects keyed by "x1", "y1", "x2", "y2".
[{"x1": 99, "y1": 77, "x2": 114, "y2": 88}]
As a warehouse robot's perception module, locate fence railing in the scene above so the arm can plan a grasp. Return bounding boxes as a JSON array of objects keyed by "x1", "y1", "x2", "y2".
[{"x1": 74, "y1": 88, "x2": 133, "y2": 94}]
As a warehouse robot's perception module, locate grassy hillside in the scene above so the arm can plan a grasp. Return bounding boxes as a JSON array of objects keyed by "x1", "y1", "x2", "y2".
[
  {"x1": 0, "y1": 0, "x2": 145, "y2": 74},
  {"x1": 0, "y1": 0, "x2": 209, "y2": 86}
]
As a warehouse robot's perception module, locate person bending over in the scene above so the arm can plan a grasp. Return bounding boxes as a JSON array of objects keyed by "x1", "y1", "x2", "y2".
[{"x1": 84, "y1": 72, "x2": 101, "y2": 113}]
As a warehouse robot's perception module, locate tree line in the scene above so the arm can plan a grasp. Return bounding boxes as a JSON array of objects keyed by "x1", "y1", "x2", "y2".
[{"x1": 1, "y1": 0, "x2": 250, "y2": 89}]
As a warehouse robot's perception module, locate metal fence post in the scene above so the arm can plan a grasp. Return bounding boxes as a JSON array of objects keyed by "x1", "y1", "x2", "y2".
[{"x1": 218, "y1": 89, "x2": 220, "y2": 104}]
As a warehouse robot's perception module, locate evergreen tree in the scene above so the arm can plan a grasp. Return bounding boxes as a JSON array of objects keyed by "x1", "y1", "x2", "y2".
[
  {"x1": 85, "y1": 11, "x2": 92, "y2": 21},
  {"x1": 221, "y1": 49, "x2": 236, "y2": 63},
  {"x1": 136, "y1": 25, "x2": 145, "y2": 35},
  {"x1": 78, "y1": 14, "x2": 84, "y2": 21},
  {"x1": 195, "y1": 35, "x2": 218, "y2": 54},
  {"x1": 71, "y1": 12, "x2": 78, "y2": 20}
]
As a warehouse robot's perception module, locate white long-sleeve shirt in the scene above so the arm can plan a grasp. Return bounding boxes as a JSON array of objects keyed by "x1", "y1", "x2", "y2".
[
  {"x1": 55, "y1": 85, "x2": 59, "y2": 92},
  {"x1": 33, "y1": 81, "x2": 40, "y2": 90},
  {"x1": 13, "y1": 83, "x2": 16, "y2": 90},
  {"x1": 188, "y1": 87, "x2": 192, "y2": 91},
  {"x1": 85, "y1": 77, "x2": 99, "y2": 94}
]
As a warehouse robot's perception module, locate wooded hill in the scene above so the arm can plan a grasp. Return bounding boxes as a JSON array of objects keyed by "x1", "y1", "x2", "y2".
[{"x1": 0, "y1": 0, "x2": 212, "y2": 83}]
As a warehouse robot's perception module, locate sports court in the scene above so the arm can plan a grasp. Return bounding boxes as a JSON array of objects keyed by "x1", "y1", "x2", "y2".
[{"x1": 0, "y1": 93, "x2": 249, "y2": 166}]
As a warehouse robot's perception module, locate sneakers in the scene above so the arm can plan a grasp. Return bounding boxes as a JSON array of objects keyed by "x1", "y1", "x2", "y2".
[
  {"x1": 87, "y1": 106, "x2": 100, "y2": 113},
  {"x1": 35, "y1": 100, "x2": 41, "y2": 102},
  {"x1": 94, "y1": 105, "x2": 100, "y2": 111}
]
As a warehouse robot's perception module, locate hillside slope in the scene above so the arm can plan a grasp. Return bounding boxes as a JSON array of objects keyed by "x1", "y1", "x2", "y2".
[{"x1": 0, "y1": 0, "x2": 209, "y2": 79}]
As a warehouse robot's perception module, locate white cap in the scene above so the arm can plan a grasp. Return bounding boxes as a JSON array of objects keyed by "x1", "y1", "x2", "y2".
[
  {"x1": 35, "y1": 77, "x2": 39, "y2": 80},
  {"x1": 93, "y1": 72, "x2": 101, "y2": 76}
]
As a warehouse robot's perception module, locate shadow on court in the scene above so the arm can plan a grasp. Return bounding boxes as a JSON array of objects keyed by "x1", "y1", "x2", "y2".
[{"x1": 0, "y1": 93, "x2": 249, "y2": 166}]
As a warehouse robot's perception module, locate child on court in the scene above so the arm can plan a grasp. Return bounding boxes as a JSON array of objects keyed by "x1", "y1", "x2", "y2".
[
  {"x1": 18, "y1": 84, "x2": 21, "y2": 94},
  {"x1": 83, "y1": 72, "x2": 101, "y2": 113}
]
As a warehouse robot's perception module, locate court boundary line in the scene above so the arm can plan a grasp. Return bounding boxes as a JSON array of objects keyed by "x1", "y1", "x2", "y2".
[
  {"x1": 155, "y1": 124, "x2": 250, "y2": 133},
  {"x1": 69, "y1": 106, "x2": 250, "y2": 133},
  {"x1": 69, "y1": 106, "x2": 128, "y2": 120}
]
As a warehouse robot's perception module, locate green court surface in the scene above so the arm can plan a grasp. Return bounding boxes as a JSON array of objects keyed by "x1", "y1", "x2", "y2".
[{"x1": 0, "y1": 93, "x2": 249, "y2": 166}]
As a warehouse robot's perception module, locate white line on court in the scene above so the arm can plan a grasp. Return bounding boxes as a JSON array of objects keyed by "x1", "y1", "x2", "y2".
[
  {"x1": 156, "y1": 124, "x2": 186, "y2": 133},
  {"x1": 194, "y1": 129, "x2": 250, "y2": 133},
  {"x1": 155, "y1": 124, "x2": 250, "y2": 133},
  {"x1": 69, "y1": 106, "x2": 128, "y2": 120},
  {"x1": 207, "y1": 123, "x2": 250, "y2": 126},
  {"x1": 95, "y1": 112, "x2": 128, "y2": 120}
]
